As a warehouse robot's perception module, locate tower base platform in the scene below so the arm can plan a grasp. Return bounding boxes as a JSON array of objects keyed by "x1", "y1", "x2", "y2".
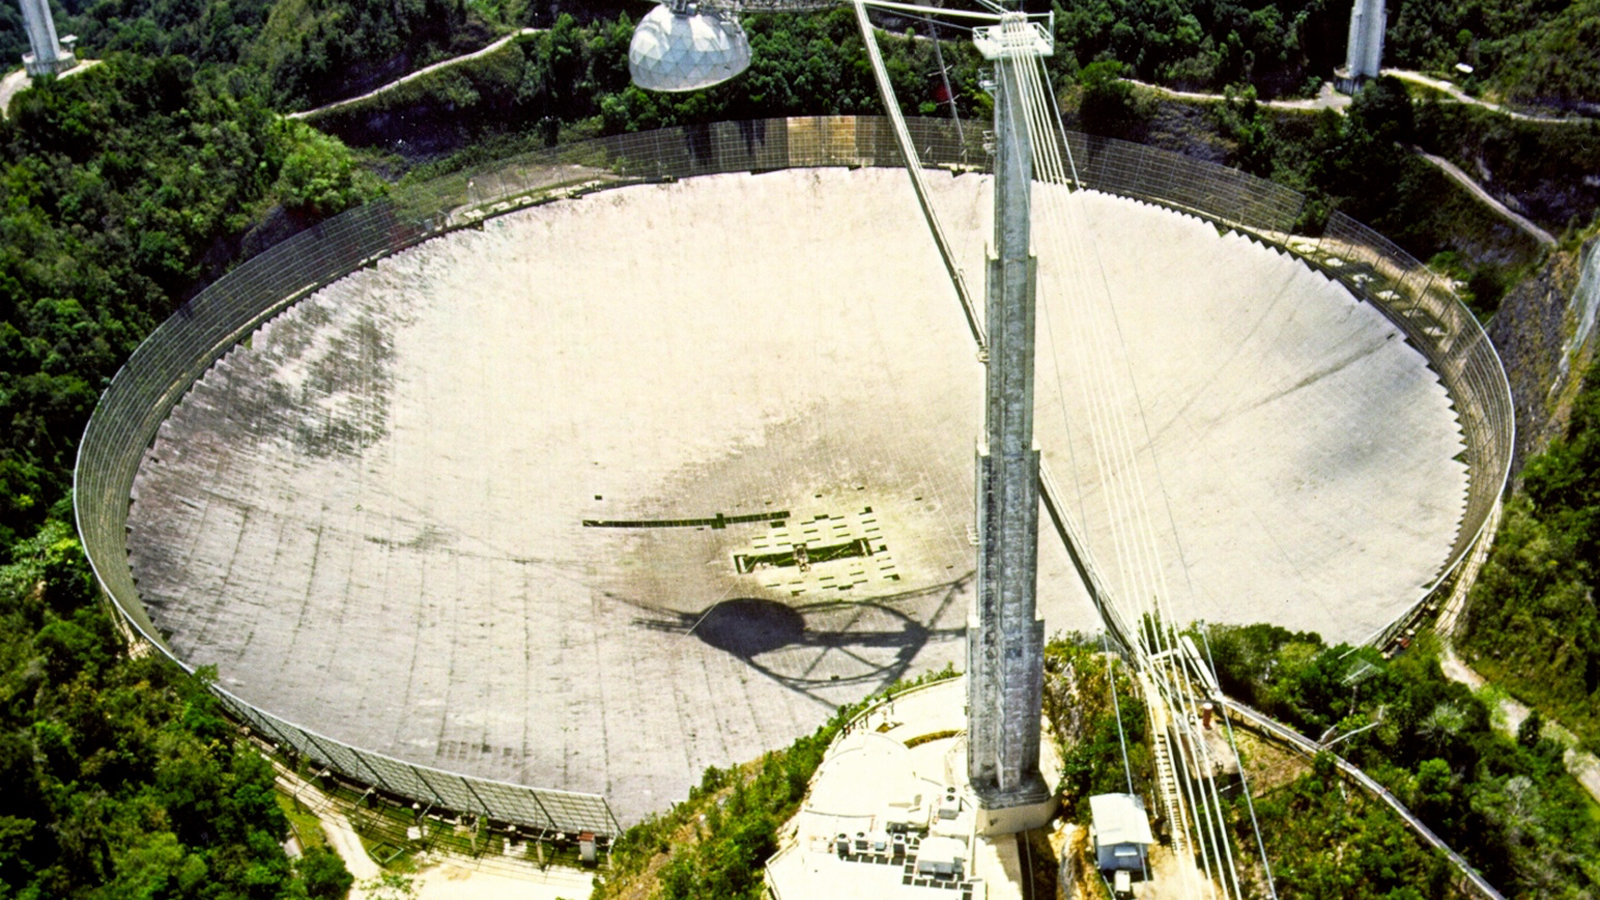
[{"x1": 765, "y1": 676, "x2": 1060, "y2": 899}]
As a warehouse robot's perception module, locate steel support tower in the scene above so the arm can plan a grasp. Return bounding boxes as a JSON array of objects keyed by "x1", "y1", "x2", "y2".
[
  {"x1": 1337, "y1": 0, "x2": 1385, "y2": 92},
  {"x1": 18, "y1": 0, "x2": 75, "y2": 76},
  {"x1": 966, "y1": 16, "x2": 1056, "y2": 835}
]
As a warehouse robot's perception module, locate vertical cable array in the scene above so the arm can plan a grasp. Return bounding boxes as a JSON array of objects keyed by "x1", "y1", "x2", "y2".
[
  {"x1": 852, "y1": 0, "x2": 985, "y2": 350},
  {"x1": 1002, "y1": 31, "x2": 1230, "y2": 896},
  {"x1": 1000, "y1": 20, "x2": 1259, "y2": 896},
  {"x1": 852, "y1": 9, "x2": 1276, "y2": 896}
]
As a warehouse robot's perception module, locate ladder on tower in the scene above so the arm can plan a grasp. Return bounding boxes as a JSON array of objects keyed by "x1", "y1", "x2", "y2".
[
  {"x1": 1141, "y1": 674, "x2": 1190, "y2": 858},
  {"x1": 1150, "y1": 733, "x2": 1188, "y2": 857}
]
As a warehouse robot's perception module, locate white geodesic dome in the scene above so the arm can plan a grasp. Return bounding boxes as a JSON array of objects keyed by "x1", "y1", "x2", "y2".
[{"x1": 629, "y1": 4, "x2": 752, "y2": 92}]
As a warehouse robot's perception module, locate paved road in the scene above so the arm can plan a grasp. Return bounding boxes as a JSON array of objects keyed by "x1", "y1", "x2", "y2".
[
  {"x1": 1412, "y1": 148, "x2": 1557, "y2": 246},
  {"x1": 1129, "y1": 75, "x2": 1563, "y2": 247},
  {"x1": 1383, "y1": 69, "x2": 1594, "y2": 124},
  {"x1": 271, "y1": 763, "x2": 384, "y2": 881},
  {"x1": 1125, "y1": 78, "x2": 1351, "y2": 113},
  {"x1": 289, "y1": 29, "x2": 541, "y2": 121},
  {"x1": 271, "y1": 754, "x2": 593, "y2": 900}
]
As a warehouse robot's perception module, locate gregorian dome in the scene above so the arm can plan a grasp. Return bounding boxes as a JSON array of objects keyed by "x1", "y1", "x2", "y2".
[{"x1": 628, "y1": 3, "x2": 752, "y2": 92}]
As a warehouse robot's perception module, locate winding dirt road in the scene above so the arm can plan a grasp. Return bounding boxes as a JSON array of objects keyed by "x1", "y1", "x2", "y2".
[{"x1": 288, "y1": 29, "x2": 541, "y2": 121}]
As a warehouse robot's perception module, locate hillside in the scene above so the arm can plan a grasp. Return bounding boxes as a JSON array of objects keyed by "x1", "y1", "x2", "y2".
[
  {"x1": 1389, "y1": 0, "x2": 1600, "y2": 112},
  {"x1": 0, "y1": 52, "x2": 376, "y2": 900},
  {"x1": 1462, "y1": 352, "x2": 1600, "y2": 751}
]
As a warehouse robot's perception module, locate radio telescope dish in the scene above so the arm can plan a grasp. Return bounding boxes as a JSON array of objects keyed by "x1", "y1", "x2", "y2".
[{"x1": 629, "y1": 3, "x2": 752, "y2": 92}]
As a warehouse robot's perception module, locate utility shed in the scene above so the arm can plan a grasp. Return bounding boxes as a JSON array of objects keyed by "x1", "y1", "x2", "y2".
[
  {"x1": 1089, "y1": 793, "x2": 1153, "y2": 872},
  {"x1": 915, "y1": 835, "x2": 968, "y2": 879}
]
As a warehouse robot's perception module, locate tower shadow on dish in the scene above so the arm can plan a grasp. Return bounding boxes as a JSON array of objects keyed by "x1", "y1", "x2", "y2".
[
  {"x1": 692, "y1": 598, "x2": 808, "y2": 656},
  {"x1": 628, "y1": 578, "x2": 969, "y2": 707}
]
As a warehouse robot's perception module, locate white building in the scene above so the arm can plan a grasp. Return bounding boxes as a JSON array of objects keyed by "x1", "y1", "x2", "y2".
[{"x1": 1089, "y1": 793, "x2": 1153, "y2": 874}]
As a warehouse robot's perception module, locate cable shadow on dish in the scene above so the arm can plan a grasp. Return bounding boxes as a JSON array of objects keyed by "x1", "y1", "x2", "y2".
[{"x1": 623, "y1": 576, "x2": 970, "y2": 708}]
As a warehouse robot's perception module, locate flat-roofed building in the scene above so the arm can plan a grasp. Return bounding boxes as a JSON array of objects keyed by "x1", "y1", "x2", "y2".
[{"x1": 1089, "y1": 793, "x2": 1153, "y2": 873}]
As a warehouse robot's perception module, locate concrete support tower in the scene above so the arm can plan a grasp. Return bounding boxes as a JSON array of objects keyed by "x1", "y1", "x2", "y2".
[
  {"x1": 18, "y1": 0, "x2": 76, "y2": 76},
  {"x1": 1338, "y1": 0, "x2": 1385, "y2": 91},
  {"x1": 966, "y1": 18, "x2": 1055, "y2": 836}
]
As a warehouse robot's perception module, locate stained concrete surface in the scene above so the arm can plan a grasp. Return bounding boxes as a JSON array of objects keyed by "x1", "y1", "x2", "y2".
[{"x1": 126, "y1": 167, "x2": 1466, "y2": 823}]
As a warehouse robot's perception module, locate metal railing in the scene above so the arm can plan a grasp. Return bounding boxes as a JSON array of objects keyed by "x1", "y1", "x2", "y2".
[
  {"x1": 74, "y1": 115, "x2": 1513, "y2": 832},
  {"x1": 1224, "y1": 699, "x2": 1505, "y2": 899}
]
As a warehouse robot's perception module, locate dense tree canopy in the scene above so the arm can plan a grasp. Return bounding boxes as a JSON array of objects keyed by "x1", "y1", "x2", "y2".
[
  {"x1": 1389, "y1": 0, "x2": 1600, "y2": 110},
  {"x1": 1051, "y1": 0, "x2": 1346, "y2": 96},
  {"x1": 1463, "y1": 360, "x2": 1600, "y2": 750},
  {"x1": 1, "y1": 0, "x2": 489, "y2": 109},
  {"x1": 1207, "y1": 623, "x2": 1600, "y2": 896},
  {"x1": 1249, "y1": 757, "x2": 1457, "y2": 899},
  {"x1": 0, "y1": 521, "x2": 347, "y2": 899},
  {"x1": 0, "y1": 54, "x2": 369, "y2": 900}
]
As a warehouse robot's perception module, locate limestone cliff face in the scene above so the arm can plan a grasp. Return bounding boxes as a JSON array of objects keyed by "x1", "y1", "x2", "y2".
[{"x1": 1488, "y1": 232, "x2": 1600, "y2": 476}]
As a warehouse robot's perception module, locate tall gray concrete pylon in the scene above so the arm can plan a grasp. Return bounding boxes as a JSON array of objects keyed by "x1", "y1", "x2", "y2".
[
  {"x1": 966, "y1": 15, "x2": 1055, "y2": 835},
  {"x1": 1339, "y1": 0, "x2": 1385, "y2": 90},
  {"x1": 18, "y1": 0, "x2": 76, "y2": 76}
]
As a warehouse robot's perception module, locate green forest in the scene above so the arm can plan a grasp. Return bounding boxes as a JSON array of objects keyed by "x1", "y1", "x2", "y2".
[
  {"x1": 0, "y1": 0, "x2": 1598, "y2": 896},
  {"x1": 0, "y1": 524, "x2": 352, "y2": 899},
  {"x1": 1205, "y1": 623, "x2": 1600, "y2": 896},
  {"x1": 0, "y1": 52, "x2": 373, "y2": 900},
  {"x1": 1387, "y1": 0, "x2": 1600, "y2": 109},
  {"x1": 1462, "y1": 361, "x2": 1600, "y2": 750},
  {"x1": 1054, "y1": 0, "x2": 1600, "y2": 105}
]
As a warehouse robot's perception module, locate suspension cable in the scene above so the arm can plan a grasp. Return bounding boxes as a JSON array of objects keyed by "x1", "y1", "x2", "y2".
[
  {"x1": 1005, "y1": 30, "x2": 1248, "y2": 897},
  {"x1": 853, "y1": 0, "x2": 985, "y2": 349},
  {"x1": 854, "y1": 10, "x2": 1273, "y2": 897}
]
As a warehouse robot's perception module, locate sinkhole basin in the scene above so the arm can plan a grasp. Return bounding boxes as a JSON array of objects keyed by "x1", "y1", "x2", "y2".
[{"x1": 124, "y1": 166, "x2": 1467, "y2": 823}]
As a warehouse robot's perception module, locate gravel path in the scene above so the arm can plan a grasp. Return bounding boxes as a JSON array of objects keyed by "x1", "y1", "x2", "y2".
[
  {"x1": 1411, "y1": 148, "x2": 1556, "y2": 246},
  {"x1": 289, "y1": 30, "x2": 541, "y2": 121},
  {"x1": 1383, "y1": 69, "x2": 1594, "y2": 124},
  {"x1": 1439, "y1": 644, "x2": 1600, "y2": 805}
]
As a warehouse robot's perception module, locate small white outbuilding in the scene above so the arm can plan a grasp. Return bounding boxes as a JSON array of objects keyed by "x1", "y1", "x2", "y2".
[{"x1": 1089, "y1": 793, "x2": 1153, "y2": 873}]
